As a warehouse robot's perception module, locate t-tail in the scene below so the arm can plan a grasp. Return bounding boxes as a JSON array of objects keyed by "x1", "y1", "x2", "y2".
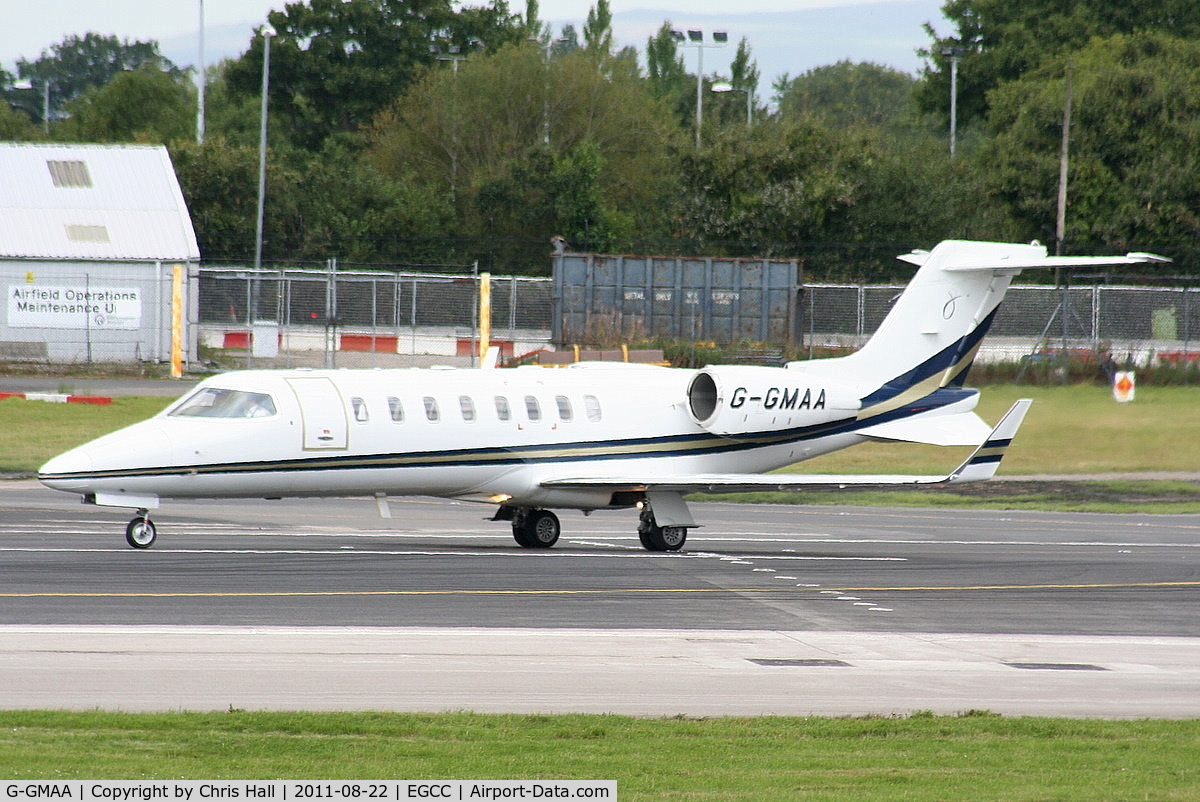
[{"x1": 795, "y1": 240, "x2": 1169, "y2": 413}]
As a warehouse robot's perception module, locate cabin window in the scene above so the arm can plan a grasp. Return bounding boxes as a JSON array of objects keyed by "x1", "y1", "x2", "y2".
[
  {"x1": 169, "y1": 387, "x2": 276, "y2": 419},
  {"x1": 459, "y1": 395, "x2": 476, "y2": 422},
  {"x1": 423, "y1": 396, "x2": 440, "y2": 422},
  {"x1": 524, "y1": 395, "x2": 541, "y2": 421},
  {"x1": 584, "y1": 395, "x2": 602, "y2": 422},
  {"x1": 494, "y1": 395, "x2": 511, "y2": 421},
  {"x1": 351, "y1": 397, "x2": 369, "y2": 422},
  {"x1": 555, "y1": 395, "x2": 573, "y2": 421}
]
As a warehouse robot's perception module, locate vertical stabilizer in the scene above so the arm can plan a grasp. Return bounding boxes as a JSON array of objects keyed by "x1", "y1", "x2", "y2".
[
  {"x1": 795, "y1": 240, "x2": 1168, "y2": 414},
  {"x1": 838, "y1": 240, "x2": 1042, "y2": 395}
]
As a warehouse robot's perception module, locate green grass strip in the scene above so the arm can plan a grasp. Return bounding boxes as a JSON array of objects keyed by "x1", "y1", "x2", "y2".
[{"x1": 1, "y1": 711, "x2": 1198, "y2": 800}]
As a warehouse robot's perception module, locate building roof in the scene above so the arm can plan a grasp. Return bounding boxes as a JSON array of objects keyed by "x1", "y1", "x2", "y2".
[{"x1": 0, "y1": 142, "x2": 200, "y2": 262}]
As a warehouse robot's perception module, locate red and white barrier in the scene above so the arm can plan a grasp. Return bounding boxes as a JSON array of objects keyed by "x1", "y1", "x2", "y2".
[{"x1": 0, "y1": 391, "x2": 112, "y2": 405}]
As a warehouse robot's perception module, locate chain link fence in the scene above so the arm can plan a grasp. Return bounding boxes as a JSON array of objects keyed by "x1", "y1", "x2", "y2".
[
  {"x1": 6, "y1": 260, "x2": 1196, "y2": 382},
  {"x1": 1, "y1": 261, "x2": 191, "y2": 365},
  {"x1": 801, "y1": 283, "x2": 1200, "y2": 373},
  {"x1": 197, "y1": 266, "x2": 554, "y2": 368}
]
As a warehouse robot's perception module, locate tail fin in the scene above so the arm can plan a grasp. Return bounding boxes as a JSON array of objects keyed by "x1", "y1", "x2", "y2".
[{"x1": 798, "y1": 240, "x2": 1168, "y2": 410}]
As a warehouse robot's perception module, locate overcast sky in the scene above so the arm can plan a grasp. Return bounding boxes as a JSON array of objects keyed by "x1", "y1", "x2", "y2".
[{"x1": 2, "y1": 0, "x2": 947, "y2": 89}]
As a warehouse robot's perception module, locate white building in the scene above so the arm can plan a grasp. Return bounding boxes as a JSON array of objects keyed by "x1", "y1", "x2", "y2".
[{"x1": 0, "y1": 142, "x2": 200, "y2": 364}]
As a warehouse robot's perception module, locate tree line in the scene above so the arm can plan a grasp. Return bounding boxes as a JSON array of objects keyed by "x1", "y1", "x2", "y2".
[{"x1": 2, "y1": 0, "x2": 1198, "y2": 281}]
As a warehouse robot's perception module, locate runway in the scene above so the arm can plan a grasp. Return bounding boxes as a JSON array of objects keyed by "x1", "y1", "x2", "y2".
[{"x1": 2, "y1": 480, "x2": 1198, "y2": 716}]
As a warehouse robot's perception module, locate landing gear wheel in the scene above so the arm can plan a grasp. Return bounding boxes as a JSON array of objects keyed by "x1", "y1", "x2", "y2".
[
  {"x1": 512, "y1": 508, "x2": 560, "y2": 549},
  {"x1": 527, "y1": 510, "x2": 560, "y2": 548},
  {"x1": 657, "y1": 525, "x2": 687, "y2": 551},
  {"x1": 638, "y1": 505, "x2": 687, "y2": 552},
  {"x1": 125, "y1": 515, "x2": 157, "y2": 549},
  {"x1": 638, "y1": 528, "x2": 655, "y2": 550},
  {"x1": 512, "y1": 523, "x2": 536, "y2": 548}
]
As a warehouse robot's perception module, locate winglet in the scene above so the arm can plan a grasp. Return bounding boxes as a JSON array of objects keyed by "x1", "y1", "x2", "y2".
[{"x1": 945, "y1": 399, "x2": 1033, "y2": 483}]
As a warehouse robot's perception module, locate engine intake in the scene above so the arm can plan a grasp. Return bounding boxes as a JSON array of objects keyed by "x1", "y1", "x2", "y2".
[{"x1": 686, "y1": 366, "x2": 859, "y2": 437}]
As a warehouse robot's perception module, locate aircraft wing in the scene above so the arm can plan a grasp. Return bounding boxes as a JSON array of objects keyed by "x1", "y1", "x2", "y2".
[{"x1": 541, "y1": 399, "x2": 1032, "y2": 493}]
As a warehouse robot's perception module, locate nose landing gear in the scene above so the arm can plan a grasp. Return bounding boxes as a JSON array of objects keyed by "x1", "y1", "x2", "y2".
[{"x1": 125, "y1": 510, "x2": 157, "y2": 549}]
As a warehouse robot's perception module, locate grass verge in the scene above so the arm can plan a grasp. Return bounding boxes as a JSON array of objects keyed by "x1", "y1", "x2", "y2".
[
  {"x1": 2, "y1": 710, "x2": 1198, "y2": 800},
  {"x1": 0, "y1": 396, "x2": 169, "y2": 474}
]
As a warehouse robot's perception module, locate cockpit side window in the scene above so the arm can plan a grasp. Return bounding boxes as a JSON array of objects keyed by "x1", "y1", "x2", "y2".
[{"x1": 169, "y1": 387, "x2": 276, "y2": 419}]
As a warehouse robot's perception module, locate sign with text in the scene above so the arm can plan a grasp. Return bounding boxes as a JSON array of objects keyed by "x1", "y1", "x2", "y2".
[{"x1": 7, "y1": 284, "x2": 142, "y2": 330}]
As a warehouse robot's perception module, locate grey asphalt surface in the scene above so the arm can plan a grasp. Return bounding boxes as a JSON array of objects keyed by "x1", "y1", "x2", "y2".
[{"x1": 1, "y1": 480, "x2": 1197, "y2": 716}]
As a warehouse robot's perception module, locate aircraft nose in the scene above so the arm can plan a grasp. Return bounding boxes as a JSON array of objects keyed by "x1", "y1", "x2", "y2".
[{"x1": 38, "y1": 446, "x2": 94, "y2": 486}]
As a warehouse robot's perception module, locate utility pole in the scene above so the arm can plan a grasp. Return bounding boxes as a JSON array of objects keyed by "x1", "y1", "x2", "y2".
[{"x1": 1055, "y1": 65, "x2": 1073, "y2": 256}]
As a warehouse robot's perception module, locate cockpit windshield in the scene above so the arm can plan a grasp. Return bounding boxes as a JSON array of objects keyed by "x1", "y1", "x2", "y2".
[{"x1": 169, "y1": 387, "x2": 277, "y2": 418}]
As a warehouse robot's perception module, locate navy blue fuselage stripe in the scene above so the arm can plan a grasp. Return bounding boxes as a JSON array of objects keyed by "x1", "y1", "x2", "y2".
[{"x1": 860, "y1": 307, "x2": 999, "y2": 407}]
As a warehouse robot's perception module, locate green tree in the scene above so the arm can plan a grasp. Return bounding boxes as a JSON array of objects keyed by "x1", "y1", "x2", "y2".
[
  {"x1": 14, "y1": 33, "x2": 181, "y2": 125},
  {"x1": 368, "y1": 42, "x2": 681, "y2": 269},
  {"x1": 979, "y1": 31, "x2": 1200, "y2": 266},
  {"x1": 918, "y1": 0, "x2": 1200, "y2": 124},
  {"x1": 645, "y1": 23, "x2": 692, "y2": 126},
  {"x1": 171, "y1": 139, "x2": 284, "y2": 262},
  {"x1": 0, "y1": 93, "x2": 40, "y2": 140},
  {"x1": 58, "y1": 64, "x2": 194, "y2": 144},
  {"x1": 522, "y1": 0, "x2": 546, "y2": 40},
  {"x1": 582, "y1": 0, "x2": 613, "y2": 57},
  {"x1": 676, "y1": 119, "x2": 866, "y2": 253},
  {"x1": 777, "y1": 61, "x2": 918, "y2": 131},
  {"x1": 223, "y1": 0, "x2": 524, "y2": 151}
]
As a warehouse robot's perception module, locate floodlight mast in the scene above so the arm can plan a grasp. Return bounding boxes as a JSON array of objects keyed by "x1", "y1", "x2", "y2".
[{"x1": 673, "y1": 28, "x2": 728, "y2": 148}]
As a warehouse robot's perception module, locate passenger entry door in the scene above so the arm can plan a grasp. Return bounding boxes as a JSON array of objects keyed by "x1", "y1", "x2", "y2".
[{"x1": 286, "y1": 376, "x2": 349, "y2": 449}]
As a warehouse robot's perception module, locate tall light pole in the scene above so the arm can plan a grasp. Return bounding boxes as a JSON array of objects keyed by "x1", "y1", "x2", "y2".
[
  {"x1": 673, "y1": 28, "x2": 727, "y2": 149},
  {"x1": 941, "y1": 45, "x2": 964, "y2": 157},
  {"x1": 433, "y1": 45, "x2": 469, "y2": 204},
  {"x1": 254, "y1": 25, "x2": 275, "y2": 272},
  {"x1": 197, "y1": 0, "x2": 205, "y2": 144}
]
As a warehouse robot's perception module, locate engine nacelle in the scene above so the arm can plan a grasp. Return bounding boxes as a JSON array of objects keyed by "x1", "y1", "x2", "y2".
[{"x1": 686, "y1": 365, "x2": 860, "y2": 437}]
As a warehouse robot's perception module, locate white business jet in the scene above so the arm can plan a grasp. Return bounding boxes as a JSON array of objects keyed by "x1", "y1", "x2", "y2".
[{"x1": 39, "y1": 240, "x2": 1166, "y2": 550}]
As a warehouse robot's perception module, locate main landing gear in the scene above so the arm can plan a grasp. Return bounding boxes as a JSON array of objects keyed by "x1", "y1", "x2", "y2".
[
  {"x1": 508, "y1": 507, "x2": 561, "y2": 548},
  {"x1": 638, "y1": 503, "x2": 687, "y2": 551},
  {"x1": 496, "y1": 503, "x2": 688, "y2": 551},
  {"x1": 125, "y1": 509, "x2": 157, "y2": 549}
]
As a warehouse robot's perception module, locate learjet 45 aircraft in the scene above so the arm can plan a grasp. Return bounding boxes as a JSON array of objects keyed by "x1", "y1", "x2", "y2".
[{"x1": 39, "y1": 240, "x2": 1166, "y2": 550}]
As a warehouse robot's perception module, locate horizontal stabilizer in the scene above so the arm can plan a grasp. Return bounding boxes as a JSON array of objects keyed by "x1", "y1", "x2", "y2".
[
  {"x1": 857, "y1": 411, "x2": 990, "y2": 447},
  {"x1": 541, "y1": 400, "x2": 1032, "y2": 493}
]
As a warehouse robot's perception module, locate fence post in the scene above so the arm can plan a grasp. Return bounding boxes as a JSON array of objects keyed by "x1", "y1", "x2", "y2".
[{"x1": 479, "y1": 271, "x2": 491, "y2": 363}]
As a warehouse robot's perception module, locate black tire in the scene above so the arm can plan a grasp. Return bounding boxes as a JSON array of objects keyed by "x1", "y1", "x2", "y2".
[
  {"x1": 639, "y1": 520, "x2": 687, "y2": 552},
  {"x1": 658, "y1": 525, "x2": 687, "y2": 551},
  {"x1": 125, "y1": 516, "x2": 157, "y2": 549},
  {"x1": 527, "y1": 509, "x2": 560, "y2": 548},
  {"x1": 512, "y1": 521, "x2": 536, "y2": 548},
  {"x1": 638, "y1": 528, "x2": 655, "y2": 549}
]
